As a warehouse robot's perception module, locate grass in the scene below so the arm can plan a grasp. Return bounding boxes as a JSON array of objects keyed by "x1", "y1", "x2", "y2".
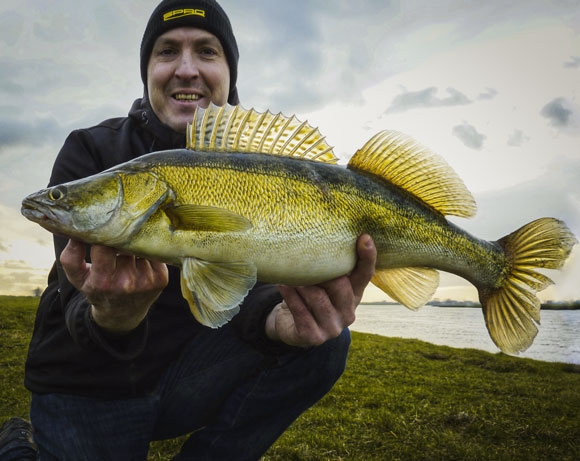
[{"x1": 2, "y1": 295, "x2": 580, "y2": 460}]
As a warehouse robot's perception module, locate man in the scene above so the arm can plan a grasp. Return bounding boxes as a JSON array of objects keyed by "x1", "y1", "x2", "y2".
[{"x1": 0, "y1": 0, "x2": 376, "y2": 459}]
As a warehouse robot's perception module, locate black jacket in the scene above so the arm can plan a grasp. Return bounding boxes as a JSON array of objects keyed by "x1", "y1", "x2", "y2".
[{"x1": 25, "y1": 99, "x2": 284, "y2": 398}]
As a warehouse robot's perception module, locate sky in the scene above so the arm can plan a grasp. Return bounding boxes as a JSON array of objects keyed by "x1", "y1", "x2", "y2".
[{"x1": 0, "y1": 0, "x2": 579, "y2": 302}]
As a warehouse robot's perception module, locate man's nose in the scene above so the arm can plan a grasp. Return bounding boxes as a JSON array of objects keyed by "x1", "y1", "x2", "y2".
[{"x1": 175, "y1": 53, "x2": 200, "y2": 79}]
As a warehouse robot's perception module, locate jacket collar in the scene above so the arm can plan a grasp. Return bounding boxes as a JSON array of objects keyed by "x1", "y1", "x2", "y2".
[{"x1": 129, "y1": 98, "x2": 186, "y2": 151}]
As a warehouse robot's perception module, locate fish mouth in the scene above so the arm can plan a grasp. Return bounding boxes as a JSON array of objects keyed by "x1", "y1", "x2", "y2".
[{"x1": 21, "y1": 199, "x2": 57, "y2": 224}]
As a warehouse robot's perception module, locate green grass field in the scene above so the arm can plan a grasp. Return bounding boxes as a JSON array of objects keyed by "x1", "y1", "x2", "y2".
[{"x1": 2, "y1": 295, "x2": 579, "y2": 460}]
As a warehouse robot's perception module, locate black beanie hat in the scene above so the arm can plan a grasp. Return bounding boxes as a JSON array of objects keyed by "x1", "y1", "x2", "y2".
[{"x1": 140, "y1": 0, "x2": 239, "y2": 104}]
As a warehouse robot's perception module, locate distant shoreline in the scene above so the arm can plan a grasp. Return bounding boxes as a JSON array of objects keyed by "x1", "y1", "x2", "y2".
[
  {"x1": 360, "y1": 301, "x2": 580, "y2": 310},
  {"x1": 3, "y1": 295, "x2": 579, "y2": 311}
]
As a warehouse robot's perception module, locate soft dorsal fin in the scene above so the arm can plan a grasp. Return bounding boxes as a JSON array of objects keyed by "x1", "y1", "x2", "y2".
[
  {"x1": 348, "y1": 130, "x2": 477, "y2": 218},
  {"x1": 187, "y1": 103, "x2": 338, "y2": 163}
]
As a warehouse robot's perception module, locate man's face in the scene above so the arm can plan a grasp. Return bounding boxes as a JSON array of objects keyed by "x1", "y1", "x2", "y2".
[{"x1": 147, "y1": 27, "x2": 230, "y2": 133}]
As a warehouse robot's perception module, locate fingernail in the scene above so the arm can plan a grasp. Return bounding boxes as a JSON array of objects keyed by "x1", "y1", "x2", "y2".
[{"x1": 363, "y1": 235, "x2": 373, "y2": 248}]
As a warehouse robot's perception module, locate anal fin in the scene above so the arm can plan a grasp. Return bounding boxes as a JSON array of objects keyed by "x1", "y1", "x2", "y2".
[
  {"x1": 180, "y1": 257, "x2": 258, "y2": 328},
  {"x1": 371, "y1": 267, "x2": 439, "y2": 310}
]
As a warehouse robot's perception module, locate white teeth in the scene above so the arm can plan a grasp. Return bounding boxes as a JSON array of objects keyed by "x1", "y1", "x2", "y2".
[{"x1": 174, "y1": 94, "x2": 200, "y2": 101}]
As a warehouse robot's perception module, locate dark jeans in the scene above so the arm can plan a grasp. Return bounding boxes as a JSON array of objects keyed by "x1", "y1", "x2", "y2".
[{"x1": 29, "y1": 325, "x2": 351, "y2": 460}]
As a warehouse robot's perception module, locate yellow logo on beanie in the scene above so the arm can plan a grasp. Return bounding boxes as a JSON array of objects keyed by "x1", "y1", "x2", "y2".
[{"x1": 163, "y1": 9, "x2": 206, "y2": 21}]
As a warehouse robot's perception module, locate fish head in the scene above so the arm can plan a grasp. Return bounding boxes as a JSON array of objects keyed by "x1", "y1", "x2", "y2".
[
  {"x1": 21, "y1": 170, "x2": 171, "y2": 245},
  {"x1": 21, "y1": 172, "x2": 123, "y2": 239}
]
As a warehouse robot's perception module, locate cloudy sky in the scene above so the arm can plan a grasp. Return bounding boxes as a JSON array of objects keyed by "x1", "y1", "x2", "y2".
[{"x1": 0, "y1": 0, "x2": 579, "y2": 302}]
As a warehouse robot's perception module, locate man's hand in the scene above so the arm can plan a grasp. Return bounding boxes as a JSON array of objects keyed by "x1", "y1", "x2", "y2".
[
  {"x1": 60, "y1": 239, "x2": 169, "y2": 334},
  {"x1": 265, "y1": 234, "x2": 377, "y2": 347}
]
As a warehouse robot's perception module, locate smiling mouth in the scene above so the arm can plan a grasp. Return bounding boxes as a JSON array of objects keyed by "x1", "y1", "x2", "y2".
[{"x1": 173, "y1": 93, "x2": 201, "y2": 102}]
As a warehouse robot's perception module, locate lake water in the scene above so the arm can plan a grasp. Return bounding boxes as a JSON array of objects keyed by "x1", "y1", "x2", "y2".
[{"x1": 351, "y1": 304, "x2": 580, "y2": 364}]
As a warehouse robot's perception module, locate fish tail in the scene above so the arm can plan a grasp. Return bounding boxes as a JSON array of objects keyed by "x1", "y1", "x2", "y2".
[{"x1": 479, "y1": 218, "x2": 577, "y2": 354}]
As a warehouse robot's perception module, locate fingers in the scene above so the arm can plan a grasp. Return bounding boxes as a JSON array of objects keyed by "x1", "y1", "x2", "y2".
[
  {"x1": 275, "y1": 289, "x2": 327, "y2": 346},
  {"x1": 60, "y1": 239, "x2": 90, "y2": 289},
  {"x1": 59, "y1": 240, "x2": 168, "y2": 333},
  {"x1": 59, "y1": 239, "x2": 86, "y2": 268},
  {"x1": 273, "y1": 234, "x2": 377, "y2": 347},
  {"x1": 314, "y1": 277, "x2": 356, "y2": 324},
  {"x1": 349, "y1": 234, "x2": 376, "y2": 301},
  {"x1": 60, "y1": 240, "x2": 168, "y2": 295},
  {"x1": 278, "y1": 284, "x2": 346, "y2": 345},
  {"x1": 278, "y1": 285, "x2": 324, "y2": 333},
  {"x1": 142, "y1": 258, "x2": 169, "y2": 289},
  {"x1": 89, "y1": 245, "x2": 121, "y2": 277},
  {"x1": 94, "y1": 247, "x2": 168, "y2": 293}
]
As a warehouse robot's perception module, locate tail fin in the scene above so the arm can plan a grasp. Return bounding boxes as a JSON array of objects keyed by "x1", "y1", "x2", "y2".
[{"x1": 479, "y1": 218, "x2": 577, "y2": 355}]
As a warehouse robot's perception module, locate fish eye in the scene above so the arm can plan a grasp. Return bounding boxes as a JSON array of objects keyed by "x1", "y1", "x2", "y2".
[{"x1": 48, "y1": 186, "x2": 67, "y2": 201}]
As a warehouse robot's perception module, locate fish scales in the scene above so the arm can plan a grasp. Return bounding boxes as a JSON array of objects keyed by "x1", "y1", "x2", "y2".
[
  {"x1": 21, "y1": 104, "x2": 577, "y2": 354},
  {"x1": 128, "y1": 151, "x2": 370, "y2": 281},
  {"x1": 130, "y1": 149, "x2": 500, "y2": 286}
]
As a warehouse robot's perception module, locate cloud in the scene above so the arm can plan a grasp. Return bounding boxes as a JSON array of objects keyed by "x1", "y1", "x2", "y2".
[
  {"x1": 234, "y1": 0, "x2": 533, "y2": 113},
  {"x1": 452, "y1": 122, "x2": 486, "y2": 150},
  {"x1": 385, "y1": 87, "x2": 472, "y2": 114},
  {"x1": 506, "y1": 129, "x2": 529, "y2": 147},
  {"x1": 0, "y1": 10, "x2": 24, "y2": 47},
  {"x1": 0, "y1": 57, "x2": 81, "y2": 100},
  {"x1": 0, "y1": 115, "x2": 63, "y2": 151},
  {"x1": 540, "y1": 97, "x2": 574, "y2": 127},
  {"x1": 1, "y1": 259, "x2": 31, "y2": 270},
  {"x1": 564, "y1": 56, "x2": 580, "y2": 68},
  {"x1": 231, "y1": 1, "x2": 328, "y2": 111},
  {"x1": 477, "y1": 88, "x2": 498, "y2": 100},
  {"x1": 234, "y1": 0, "x2": 445, "y2": 112},
  {"x1": 0, "y1": 260, "x2": 48, "y2": 296}
]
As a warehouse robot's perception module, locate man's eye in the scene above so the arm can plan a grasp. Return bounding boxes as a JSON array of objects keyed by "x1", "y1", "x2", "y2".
[
  {"x1": 200, "y1": 47, "x2": 218, "y2": 57},
  {"x1": 158, "y1": 48, "x2": 177, "y2": 57}
]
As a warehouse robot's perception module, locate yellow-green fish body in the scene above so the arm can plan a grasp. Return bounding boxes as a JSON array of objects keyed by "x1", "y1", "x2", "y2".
[
  {"x1": 122, "y1": 149, "x2": 499, "y2": 284},
  {"x1": 22, "y1": 104, "x2": 577, "y2": 354}
]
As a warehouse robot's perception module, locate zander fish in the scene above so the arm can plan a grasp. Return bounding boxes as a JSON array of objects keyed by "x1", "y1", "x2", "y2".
[{"x1": 21, "y1": 104, "x2": 577, "y2": 354}]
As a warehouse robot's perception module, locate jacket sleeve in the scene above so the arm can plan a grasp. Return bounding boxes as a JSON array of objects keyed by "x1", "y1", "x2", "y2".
[
  {"x1": 47, "y1": 130, "x2": 149, "y2": 360},
  {"x1": 231, "y1": 283, "x2": 305, "y2": 355}
]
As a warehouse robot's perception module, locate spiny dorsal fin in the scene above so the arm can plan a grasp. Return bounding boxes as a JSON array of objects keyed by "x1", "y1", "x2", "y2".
[
  {"x1": 348, "y1": 130, "x2": 477, "y2": 218},
  {"x1": 187, "y1": 103, "x2": 338, "y2": 164}
]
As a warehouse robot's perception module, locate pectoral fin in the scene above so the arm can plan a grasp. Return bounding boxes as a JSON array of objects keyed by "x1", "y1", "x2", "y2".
[
  {"x1": 180, "y1": 257, "x2": 258, "y2": 328},
  {"x1": 371, "y1": 267, "x2": 439, "y2": 310},
  {"x1": 166, "y1": 205, "x2": 252, "y2": 232}
]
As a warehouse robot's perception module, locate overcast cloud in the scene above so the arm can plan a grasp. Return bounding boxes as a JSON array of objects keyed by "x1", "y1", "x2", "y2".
[
  {"x1": 0, "y1": 0, "x2": 579, "y2": 300},
  {"x1": 541, "y1": 97, "x2": 575, "y2": 128},
  {"x1": 452, "y1": 122, "x2": 487, "y2": 150},
  {"x1": 385, "y1": 87, "x2": 473, "y2": 114}
]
